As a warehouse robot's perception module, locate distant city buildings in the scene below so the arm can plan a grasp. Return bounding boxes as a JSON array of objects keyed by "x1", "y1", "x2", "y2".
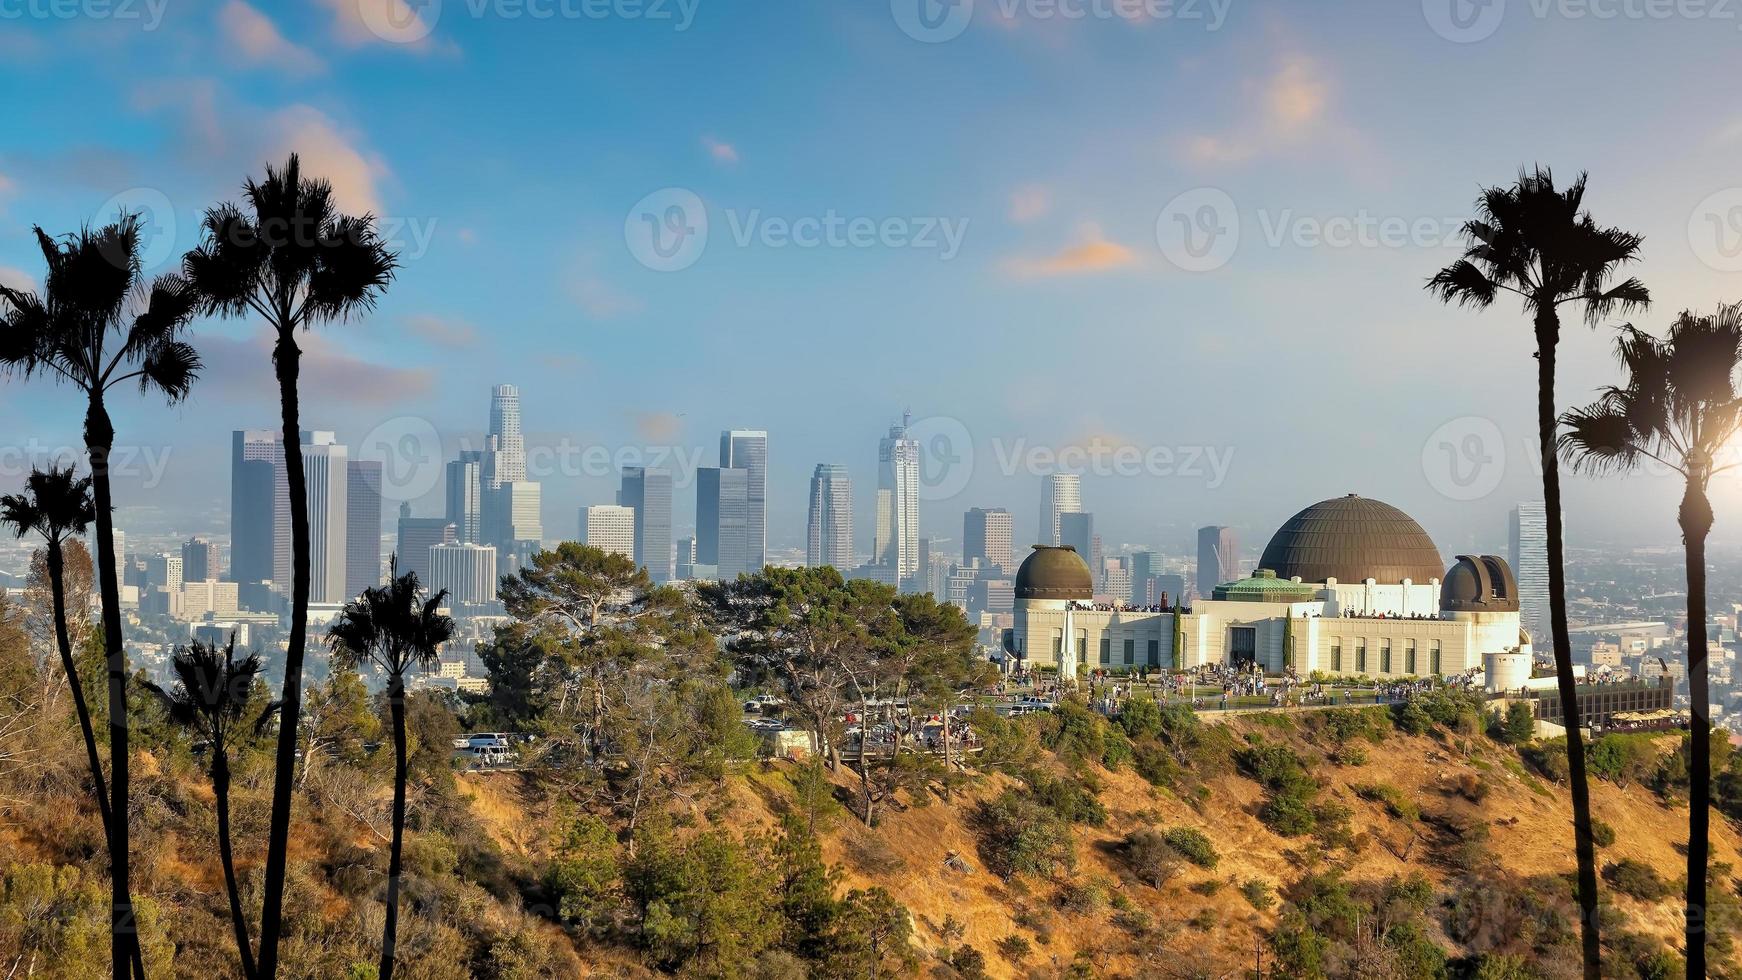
[
  {"x1": 1039, "y1": 474, "x2": 1081, "y2": 548},
  {"x1": 697, "y1": 466, "x2": 750, "y2": 580},
  {"x1": 487, "y1": 384, "x2": 526, "y2": 484},
  {"x1": 1197, "y1": 525, "x2": 1238, "y2": 598},
  {"x1": 445, "y1": 452, "x2": 484, "y2": 543},
  {"x1": 874, "y1": 414, "x2": 920, "y2": 584},
  {"x1": 397, "y1": 502, "x2": 457, "y2": 585},
  {"x1": 181, "y1": 536, "x2": 220, "y2": 583},
  {"x1": 964, "y1": 507, "x2": 1014, "y2": 572},
  {"x1": 229, "y1": 429, "x2": 281, "y2": 593},
  {"x1": 1511, "y1": 501, "x2": 1550, "y2": 643},
  {"x1": 1060, "y1": 511, "x2": 1096, "y2": 576},
  {"x1": 346, "y1": 459, "x2": 383, "y2": 597},
  {"x1": 581, "y1": 504, "x2": 636, "y2": 559},
  {"x1": 619, "y1": 467, "x2": 673, "y2": 583},
  {"x1": 806, "y1": 463, "x2": 853, "y2": 569},
  {"x1": 276, "y1": 431, "x2": 349, "y2": 605},
  {"x1": 720, "y1": 430, "x2": 768, "y2": 573},
  {"x1": 429, "y1": 541, "x2": 499, "y2": 606}
]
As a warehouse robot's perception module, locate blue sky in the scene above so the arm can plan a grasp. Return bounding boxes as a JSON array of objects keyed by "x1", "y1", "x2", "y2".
[{"x1": 5, "y1": 0, "x2": 1742, "y2": 560}]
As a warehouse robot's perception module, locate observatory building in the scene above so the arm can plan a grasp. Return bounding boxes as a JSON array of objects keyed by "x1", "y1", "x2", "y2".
[{"x1": 1006, "y1": 494, "x2": 1531, "y2": 689}]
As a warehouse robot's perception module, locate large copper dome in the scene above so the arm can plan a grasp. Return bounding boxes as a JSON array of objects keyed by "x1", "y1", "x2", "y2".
[
  {"x1": 1257, "y1": 495, "x2": 1444, "y2": 585},
  {"x1": 1014, "y1": 545, "x2": 1094, "y2": 601}
]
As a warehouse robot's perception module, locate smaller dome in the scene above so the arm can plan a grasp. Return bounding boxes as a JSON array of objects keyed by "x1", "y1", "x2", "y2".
[
  {"x1": 1213, "y1": 569, "x2": 1319, "y2": 603},
  {"x1": 1440, "y1": 555, "x2": 1520, "y2": 613},
  {"x1": 1015, "y1": 545, "x2": 1094, "y2": 601}
]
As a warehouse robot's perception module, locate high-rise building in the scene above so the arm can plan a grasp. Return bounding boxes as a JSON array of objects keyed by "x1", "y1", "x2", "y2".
[
  {"x1": 1510, "y1": 502, "x2": 1550, "y2": 643},
  {"x1": 346, "y1": 459, "x2": 383, "y2": 598},
  {"x1": 1154, "y1": 573, "x2": 1186, "y2": 609},
  {"x1": 1101, "y1": 557, "x2": 1132, "y2": 605},
  {"x1": 144, "y1": 552, "x2": 183, "y2": 593},
  {"x1": 582, "y1": 504, "x2": 637, "y2": 559},
  {"x1": 1196, "y1": 525, "x2": 1238, "y2": 598},
  {"x1": 720, "y1": 431, "x2": 768, "y2": 572},
  {"x1": 229, "y1": 429, "x2": 282, "y2": 586},
  {"x1": 445, "y1": 452, "x2": 484, "y2": 543},
  {"x1": 964, "y1": 507, "x2": 1014, "y2": 572},
  {"x1": 807, "y1": 463, "x2": 854, "y2": 570},
  {"x1": 675, "y1": 536, "x2": 698, "y2": 580},
  {"x1": 1039, "y1": 474, "x2": 1081, "y2": 547},
  {"x1": 1060, "y1": 512, "x2": 1095, "y2": 574},
  {"x1": 488, "y1": 481, "x2": 543, "y2": 577},
  {"x1": 619, "y1": 467, "x2": 673, "y2": 582},
  {"x1": 396, "y1": 503, "x2": 457, "y2": 586},
  {"x1": 875, "y1": 414, "x2": 920, "y2": 580},
  {"x1": 429, "y1": 542, "x2": 499, "y2": 606},
  {"x1": 487, "y1": 384, "x2": 526, "y2": 485},
  {"x1": 273, "y1": 431, "x2": 349, "y2": 604},
  {"x1": 181, "y1": 536, "x2": 220, "y2": 582},
  {"x1": 697, "y1": 466, "x2": 750, "y2": 580}
]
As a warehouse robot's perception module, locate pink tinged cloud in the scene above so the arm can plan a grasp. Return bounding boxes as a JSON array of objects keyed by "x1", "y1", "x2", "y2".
[
  {"x1": 401, "y1": 313, "x2": 478, "y2": 349},
  {"x1": 703, "y1": 138, "x2": 739, "y2": 164},
  {"x1": 265, "y1": 105, "x2": 390, "y2": 215},
  {"x1": 1006, "y1": 225, "x2": 1137, "y2": 277},
  {"x1": 1184, "y1": 53, "x2": 1332, "y2": 165},
  {"x1": 316, "y1": 0, "x2": 452, "y2": 53},
  {"x1": 218, "y1": 1, "x2": 323, "y2": 75},
  {"x1": 1009, "y1": 184, "x2": 1051, "y2": 223}
]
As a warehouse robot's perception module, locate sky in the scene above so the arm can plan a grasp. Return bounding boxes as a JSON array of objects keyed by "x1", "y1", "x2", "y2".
[{"x1": 5, "y1": 0, "x2": 1742, "y2": 563}]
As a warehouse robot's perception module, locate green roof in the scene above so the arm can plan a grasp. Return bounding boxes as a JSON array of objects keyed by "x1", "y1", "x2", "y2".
[{"x1": 1212, "y1": 569, "x2": 1318, "y2": 603}]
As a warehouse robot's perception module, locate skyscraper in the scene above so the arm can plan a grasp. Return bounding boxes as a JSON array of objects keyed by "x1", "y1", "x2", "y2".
[
  {"x1": 1060, "y1": 511, "x2": 1096, "y2": 578},
  {"x1": 697, "y1": 466, "x2": 749, "y2": 580},
  {"x1": 1510, "y1": 502, "x2": 1550, "y2": 643},
  {"x1": 487, "y1": 384, "x2": 526, "y2": 484},
  {"x1": 428, "y1": 542, "x2": 499, "y2": 605},
  {"x1": 1197, "y1": 525, "x2": 1238, "y2": 598},
  {"x1": 346, "y1": 459, "x2": 383, "y2": 598},
  {"x1": 445, "y1": 451, "x2": 484, "y2": 543},
  {"x1": 396, "y1": 503, "x2": 457, "y2": 585},
  {"x1": 489, "y1": 481, "x2": 543, "y2": 576},
  {"x1": 1039, "y1": 474, "x2": 1081, "y2": 547},
  {"x1": 582, "y1": 504, "x2": 637, "y2": 559},
  {"x1": 875, "y1": 414, "x2": 920, "y2": 581},
  {"x1": 675, "y1": 536, "x2": 698, "y2": 580},
  {"x1": 229, "y1": 429, "x2": 282, "y2": 587},
  {"x1": 274, "y1": 431, "x2": 349, "y2": 604},
  {"x1": 619, "y1": 467, "x2": 673, "y2": 582},
  {"x1": 181, "y1": 536, "x2": 220, "y2": 582},
  {"x1": 964, "y1": 507, "x2": 1014, "y2": 572},
  {"x1": 807, "y1": 463, "x2": 854, "y2": 569},
  {"x1": 720, "y1": 431, "x2": 768, "y2": 572}
]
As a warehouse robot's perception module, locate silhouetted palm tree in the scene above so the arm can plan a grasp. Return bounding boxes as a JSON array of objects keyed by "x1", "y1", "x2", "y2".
[
  {"x1": 141, "y1": 638, "x2": 274, "y2": 980},
  {"x1": 1560, "y1": 306, "x2": 1742, "y2": 977},
  {"x1": 326, "y1": 561, "x2": 453, "y2": 980},
  {"x1": 184, "y1": 154, "x2": 397, "y2": 979},
  {"x1": 1427, "y1": 166, "x2": 1648, "y2": 979},
  {"x1": 0, "y1": 215, "x2": 201, "y2": 980},
  {"x1": 0, "y1": 467, "x2": 109, "y2": 821}
]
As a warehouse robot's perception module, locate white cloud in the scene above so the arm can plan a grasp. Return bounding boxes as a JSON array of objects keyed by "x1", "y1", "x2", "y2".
[{"x1": 218, "y1": 1, "x2": 323, "y2": 75}]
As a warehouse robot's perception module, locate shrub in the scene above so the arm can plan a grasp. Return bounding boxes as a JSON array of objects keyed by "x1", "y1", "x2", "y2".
[
  {"x1": 1602, "y1": 859, "x2": 1671, "y2": 902},
  {"x1": 1522, "y1": 739, "x2": 1570, "y2": 783},
  {"x1": 1118, "y1": 695, "x2": 1164, "y2": 740},
  {"x1": 1591, "y1": 818, "x2": 1616, "y2": 849},
  {"x1": 1027, "y1": 774, "x2": 1107, "y2": 827},
  {"x1": 1119, "y1": 829, "x2": 1184, "y2": 888},
  {"x1": 1260, "y1": 791, "x2": 1319, "y2": 837},
  {"x1": 1392, "y1": 701, "x2": 1434, "y2": 736},
  {"x1": 1355, "y1": 782, "x2": 1420, "y2": 822},
  {"x1": 995, "y1": 935, "x2": 1031, "y2": 962},
  {"x1": 975, "y1": 791, "x2": 1075, "y2": 879},
  {"x1": 1240, "y1": 879, "x2": 1275, "y2": 911},
  {"x1": 1163, "y1": 827, "x2": 1219, "y2": 869}
]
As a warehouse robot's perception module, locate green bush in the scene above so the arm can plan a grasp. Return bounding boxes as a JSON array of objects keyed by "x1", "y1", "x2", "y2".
[
  {"x1": 975, "y1": 791, "x2": 1075, "y2": 879},
  {"x1": 1602, "y1": 859, "x2": 1671, "y2": 902},
  {"x1": 1119, "y1": 829, "x2": 1183, "y2": 888},
  {"x1": 1162, "y1": 827, "x2": 1219, "y2": 869},
  {"x1": 1590, "y1": 818, "x2": 1616, "y2": 849},
  {"x1": 1240, "y1": 879, "x2": 1275, "y2": 911}
]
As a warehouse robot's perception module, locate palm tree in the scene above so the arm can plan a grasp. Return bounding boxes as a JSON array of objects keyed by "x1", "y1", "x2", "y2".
[
  {"x1": 141, "y1": 637, "x2": 273, "y2": 980},
  {"x1": 1427, "y1": 166, "x2": 1648, "y2": 979},
  {"x1": 1560, "y1": 306, "x2": 1742, "y2": 977},
  {"x1": 0, "y1": 467, "x2": 109, "y2": 813},
  {"x1": 184, "y1": 154, "x2": 397, "y2": 978},
  {"x1": 326, "y1": 560, "x2": 453, "y2": 980},
  {"x1": 0, "y1": 215, "x2": 202, "y2": 980}
]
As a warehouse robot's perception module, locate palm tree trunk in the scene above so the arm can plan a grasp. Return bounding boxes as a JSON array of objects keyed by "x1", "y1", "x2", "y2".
[
  {"x1": 46, "y1": 544, "x2": 112, "y2": 830},
  {"x1": 380, "y1": 676, "x2": 410, "y2": 980},
  {"x1": 213, "y1": 754, "x2": 258, "y2": 979},
  {"x1": 46, "y1": 544, "x2": 144, "y2": 979},
  {"x1": 1536, "y1": 321, "x2": 1601, "y2": 980},
  {"x1": 85, "y1": 397, "x2": 138, "y2": 980},
  {"x1": 257, "y1": 332, "x2": 307, "y2": 980},
  {"x1": 1682, "y1": 478, "x2": 1714, "y2": 978}
]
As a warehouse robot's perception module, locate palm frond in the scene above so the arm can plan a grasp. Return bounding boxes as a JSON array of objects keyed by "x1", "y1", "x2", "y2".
[{"x1": 1558, "y1": 401, "x2": 1646, "y2": 475}]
